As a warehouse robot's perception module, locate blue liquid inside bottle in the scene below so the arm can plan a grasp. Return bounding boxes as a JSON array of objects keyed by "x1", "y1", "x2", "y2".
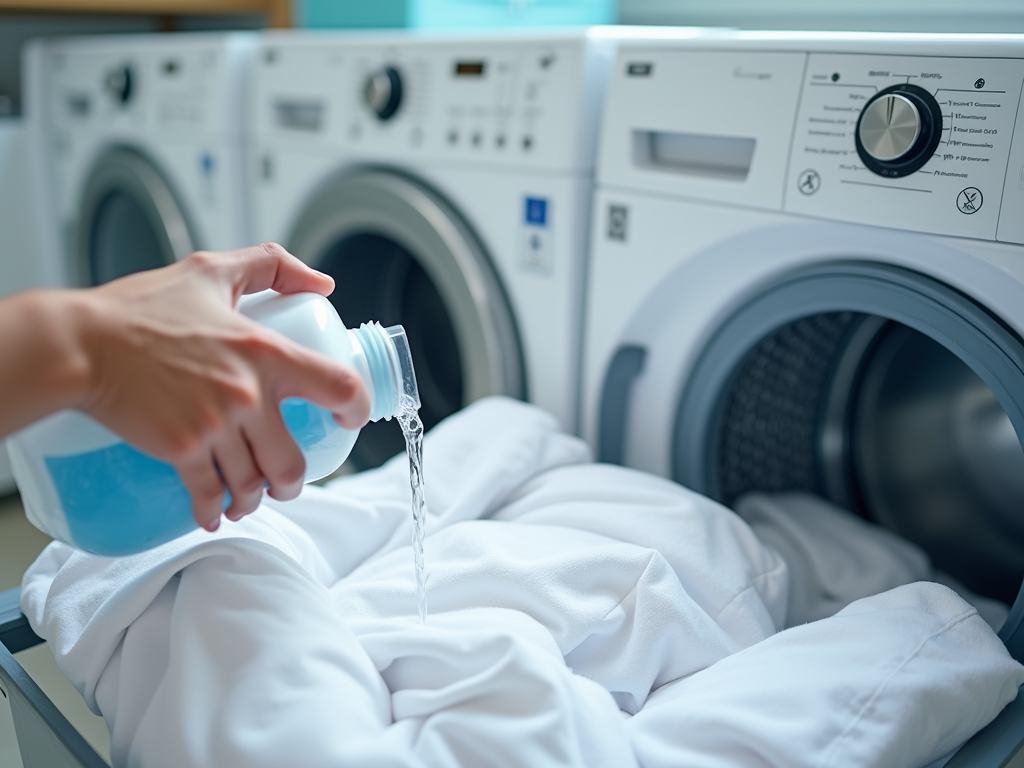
[{"x1": 44, "y1": 399, "x2": 337, "y2": 556}]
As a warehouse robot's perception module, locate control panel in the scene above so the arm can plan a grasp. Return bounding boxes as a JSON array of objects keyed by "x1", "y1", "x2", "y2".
[
  {"x1": 784, "y1": 53, "x2": 1024, "y2": 240},
  {"x1": 254, "y1": 35, "x2": 606, "y2": 173},
  {"x1": 48, "y1": 37, "x2": 250, "y2": 137},
  {"x1": 601, "y1": 42, "x2": 1024, "y2": 245}
]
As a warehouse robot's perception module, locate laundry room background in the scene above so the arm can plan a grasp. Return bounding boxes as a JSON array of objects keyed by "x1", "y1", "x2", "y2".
[{"x1": 2, "y1": 2, "x2": 1024, "y2": 767}]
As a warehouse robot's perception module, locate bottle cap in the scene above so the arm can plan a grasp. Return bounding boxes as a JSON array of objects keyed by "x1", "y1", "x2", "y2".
[{"x1": 352, "y1": 322, "x2": 420, "y2": 421}]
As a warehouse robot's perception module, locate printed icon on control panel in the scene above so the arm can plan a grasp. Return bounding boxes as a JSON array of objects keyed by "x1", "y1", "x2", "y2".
[
  {"x1": 798, "y1": 169, "x2": 821, "y2": 195},
  {"x1": 831, "y1": 72, "x2": 840, "y2": 82},
  {"x1": 975, "y1": 78, "x2": 986, "y2": 89},
  {"x1": 520, "y1": 196, "x2": 553, "y2": 272},
  {"x1": 608, "y1": 205, "x2": 628, "y2": 241},
  {"x1": 957, "y1": 187, "x2": 983, "y2": 215}
]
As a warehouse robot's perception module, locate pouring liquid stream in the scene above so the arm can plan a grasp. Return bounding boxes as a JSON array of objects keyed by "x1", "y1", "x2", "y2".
[{"x1": 397, "y1": 394, "x2": 428, "y2": 625}]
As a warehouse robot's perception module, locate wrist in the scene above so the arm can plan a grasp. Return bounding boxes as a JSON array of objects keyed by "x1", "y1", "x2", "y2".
[{"x1": 32, "y1": 290, "x2": 96, "y2": 413}]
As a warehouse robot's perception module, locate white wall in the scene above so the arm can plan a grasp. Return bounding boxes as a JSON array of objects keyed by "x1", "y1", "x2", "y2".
[
  {"x1": 0, "y1": 116, "x2": 48, "y2": 494},
  {"x1": 620, "y1": 0, "x2": 1024, "y2": 32}
]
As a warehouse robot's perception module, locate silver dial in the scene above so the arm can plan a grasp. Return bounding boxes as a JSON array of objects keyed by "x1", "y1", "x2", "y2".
[
  {"x1": 363, "y1": 66, "x2": 402, "y2": 120},
  {"x1": 104, "y1": 65, "x2": 133, "y2": 104},
  {"x1": 364, "y1": 70, "x2": 394, "y2": 114},
  {"x1": 858, "y1": 93, "x2": 921, "y2": 162}
]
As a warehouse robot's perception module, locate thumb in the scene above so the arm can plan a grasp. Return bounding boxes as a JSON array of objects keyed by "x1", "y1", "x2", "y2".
[
  {"x1": 217, "y1": 242, "x2": 335, "y2": 299},
  {"x1": 271, "y1": 343, "x2": 372, "y2": 430}
]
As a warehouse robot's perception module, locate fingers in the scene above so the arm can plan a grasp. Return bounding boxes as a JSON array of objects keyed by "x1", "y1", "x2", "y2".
[
  {"x1": 243, "y1": 407, "x2": 307, "y2": 502},
  {"x1": 274, "y1": 344, "x2": 372, "y2": 430},
  {"x1": 213, "y1": 431, "x2": 266, "y2": 522},
  {"x1": 204, "y1": 243, "x2": 335, "y2": 299},
  {"x1": 177, "y1": 451, "x2": 226, "y2": 532}
]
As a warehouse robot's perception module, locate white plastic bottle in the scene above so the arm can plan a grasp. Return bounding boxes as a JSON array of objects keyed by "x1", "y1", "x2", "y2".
[{"x1": 7, "y1": 291, "x2": 420, "y2": 556}]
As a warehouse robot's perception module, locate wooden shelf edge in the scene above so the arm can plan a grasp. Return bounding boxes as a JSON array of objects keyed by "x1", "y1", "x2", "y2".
[{"x1": 0, "y1": 0, "x2": 291, "y2": 26}]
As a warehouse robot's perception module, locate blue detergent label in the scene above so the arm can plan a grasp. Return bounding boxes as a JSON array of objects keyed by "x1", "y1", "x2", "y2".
[{"x1": 45, "y1": 398, "x2": 333, "y2": 556}]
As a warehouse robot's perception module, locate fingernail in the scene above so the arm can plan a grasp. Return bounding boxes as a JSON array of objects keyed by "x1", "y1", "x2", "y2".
[{"x1": 205, "y1": 518, "x2": 221, "y2": 532}]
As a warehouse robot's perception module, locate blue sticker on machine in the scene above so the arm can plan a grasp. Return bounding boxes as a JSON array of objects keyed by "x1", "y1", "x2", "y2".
[{"x1": 525, "y1": 197, "x2": 548, "y2": 227}]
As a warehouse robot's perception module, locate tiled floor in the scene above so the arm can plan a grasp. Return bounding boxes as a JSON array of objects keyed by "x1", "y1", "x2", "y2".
[
  {"x1": 0, "y1": 493, "x2": 49, "y2": 592},
  {"x1": 0, "y1": 492, "x2": 111, "y2": 767}
]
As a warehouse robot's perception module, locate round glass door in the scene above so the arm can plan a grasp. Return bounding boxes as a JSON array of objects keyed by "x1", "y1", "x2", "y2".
[
  {"x1": 76, "y1": 147, "x2": 197, "y2": 286},
  {"x1": 671, "y1": 263, "x2": 1024, "y2": 606}
]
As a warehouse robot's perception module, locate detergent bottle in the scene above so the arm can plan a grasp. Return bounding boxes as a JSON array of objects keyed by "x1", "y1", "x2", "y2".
[{"x1": 7, "y1": 291, "x2": 420, "y2": 556}]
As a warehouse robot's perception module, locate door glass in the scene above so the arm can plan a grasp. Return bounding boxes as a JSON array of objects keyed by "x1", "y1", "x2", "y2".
[
  {"x1": 318, "y1": 232, "x2": 464, "y2": 469},
  {"x1": 89, "y1": 190, "x2": 169, "y2": 286}
]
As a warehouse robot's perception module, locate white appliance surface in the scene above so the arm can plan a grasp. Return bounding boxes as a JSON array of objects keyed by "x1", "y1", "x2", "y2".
[
  {"x1": 251, "y1": 29, "x2": 649, "y2": 434},
  {"x1": 28, "y1": 33, "x2": 255, "y2": 287},
  {"x1": 581, "y1": 31, "x2": 1024, "y2": 763},
  {"x1": 584, "y1": 32, "x2": 1024, "y2": 466}
]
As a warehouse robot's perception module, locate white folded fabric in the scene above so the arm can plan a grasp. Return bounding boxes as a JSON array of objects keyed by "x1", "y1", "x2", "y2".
[
  {"x1": 735, "y1": 492, "x2": 1011, "y2": 630},
  {"x1": 627, "y1": 582, "x2": 1024, "y2": 768},
  {"x1": 20, "y1": 398, "x2": 1024, "y2": 768}
]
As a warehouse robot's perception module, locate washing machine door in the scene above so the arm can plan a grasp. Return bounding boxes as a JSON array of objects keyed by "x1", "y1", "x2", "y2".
[
  {"x1": 597, "y1": 224, "x2": 1024, "y2": 651},
  {"x1": 76, "y1": 147, "x2": 198, "y2": 286},
  {"x1": 286, "y1": 169, "x2": 525, "y2": 470}
]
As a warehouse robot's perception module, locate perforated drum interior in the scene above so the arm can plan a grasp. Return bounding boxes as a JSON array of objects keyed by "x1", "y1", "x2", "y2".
[{"x1": 673, "y1": 262, "x2": 1024, "y2": 607}]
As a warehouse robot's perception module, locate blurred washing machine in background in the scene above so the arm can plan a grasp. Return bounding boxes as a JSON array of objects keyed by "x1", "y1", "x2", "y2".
[
  {"x1": 0, "y1": 117, "x2": 48, "y2": 495},
  {"x1": 3, "y1": 33, "x2": 255, "y2": 497},
  {"x1": 24, "y1": 32, "x2": 256, "y2": 289},
  {"x1": 251, "y1": 28, "x2": 704, "y2": 468},
  {"x1": 583, "y1": 31, "x2": 1024, "y2": 760}
]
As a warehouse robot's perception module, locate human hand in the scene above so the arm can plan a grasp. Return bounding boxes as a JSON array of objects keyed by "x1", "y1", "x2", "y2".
[{"x1": 74, "y1": 243, "x2": 370, "y2": 531}]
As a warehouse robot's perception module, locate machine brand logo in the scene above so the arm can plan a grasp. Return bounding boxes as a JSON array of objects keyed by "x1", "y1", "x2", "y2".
[
  {"x1": 627, "y1": 63, "x2": 653, "y2": 77},
  {"x1": 733, "y1": 67, "x2": 773, "y2": 81},
  {"x1": 607, "y1": 205, "x2": 628, "y2": 242}
]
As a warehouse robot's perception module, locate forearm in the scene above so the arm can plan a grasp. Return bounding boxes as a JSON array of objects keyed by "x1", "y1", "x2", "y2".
[{"x1": 0, "y1": 290, "x2": 93, "y2": 439}]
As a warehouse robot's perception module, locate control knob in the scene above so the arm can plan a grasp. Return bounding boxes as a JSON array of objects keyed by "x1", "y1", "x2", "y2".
[
  {"x1": 104, "y1": 65, "x2": 133, "y2": 104},
  {"x1": 363, "y1": 66, "x2": 403, "y2": 121},
  {"x1": 855, "y1": 84, "x2": 943, "y2": 178}
]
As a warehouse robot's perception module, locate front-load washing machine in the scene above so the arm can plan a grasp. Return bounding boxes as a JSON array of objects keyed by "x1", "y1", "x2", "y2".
[
  {"x1": 25, "y1": 33, "x2": 255, "y2": 288},
  {"x1": 251, "y1": 28, "x2": 674, "y2": 468},
  {"x1": 583, "y1": 32, "x2": 1024, "y2": 764}
]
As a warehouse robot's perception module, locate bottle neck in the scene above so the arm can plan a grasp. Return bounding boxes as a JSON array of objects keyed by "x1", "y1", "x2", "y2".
[{"x1": 349, "y1": 323, "x2": 420, "y2": 422}]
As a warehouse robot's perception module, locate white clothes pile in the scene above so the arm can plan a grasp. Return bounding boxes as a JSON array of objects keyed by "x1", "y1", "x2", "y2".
[
  {"x1": 21, "y1": 397, "x2": 1024, "y2": 768},
  {"x1": 733, "y1": 492, "x2": 1012, "y2": 632}
]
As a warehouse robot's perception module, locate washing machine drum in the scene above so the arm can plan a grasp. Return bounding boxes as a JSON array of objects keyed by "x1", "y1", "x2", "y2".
[
  {"x1": 76, "y1": 147, "x2": 197, "y2": 286},
  {"x1": 665, "y1": 262, "x2": 1024, "y2": 608},
  {"x1": 286, "y1": 169, "x2": 525, "y2": 470}
]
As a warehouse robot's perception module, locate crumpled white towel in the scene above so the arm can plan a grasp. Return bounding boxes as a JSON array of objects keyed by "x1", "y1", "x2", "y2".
[
  {"x1": 735, "y1": 492, "x2": 1011, "y2": 629},
  {"x1": 19, "y1": 398, "x2": 1024, "y2": 768}
]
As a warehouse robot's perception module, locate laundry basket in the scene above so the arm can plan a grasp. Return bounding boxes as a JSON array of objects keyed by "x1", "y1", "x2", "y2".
[{"x1": 0, "y1": 588, "x2": 107, "y2": 768}]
